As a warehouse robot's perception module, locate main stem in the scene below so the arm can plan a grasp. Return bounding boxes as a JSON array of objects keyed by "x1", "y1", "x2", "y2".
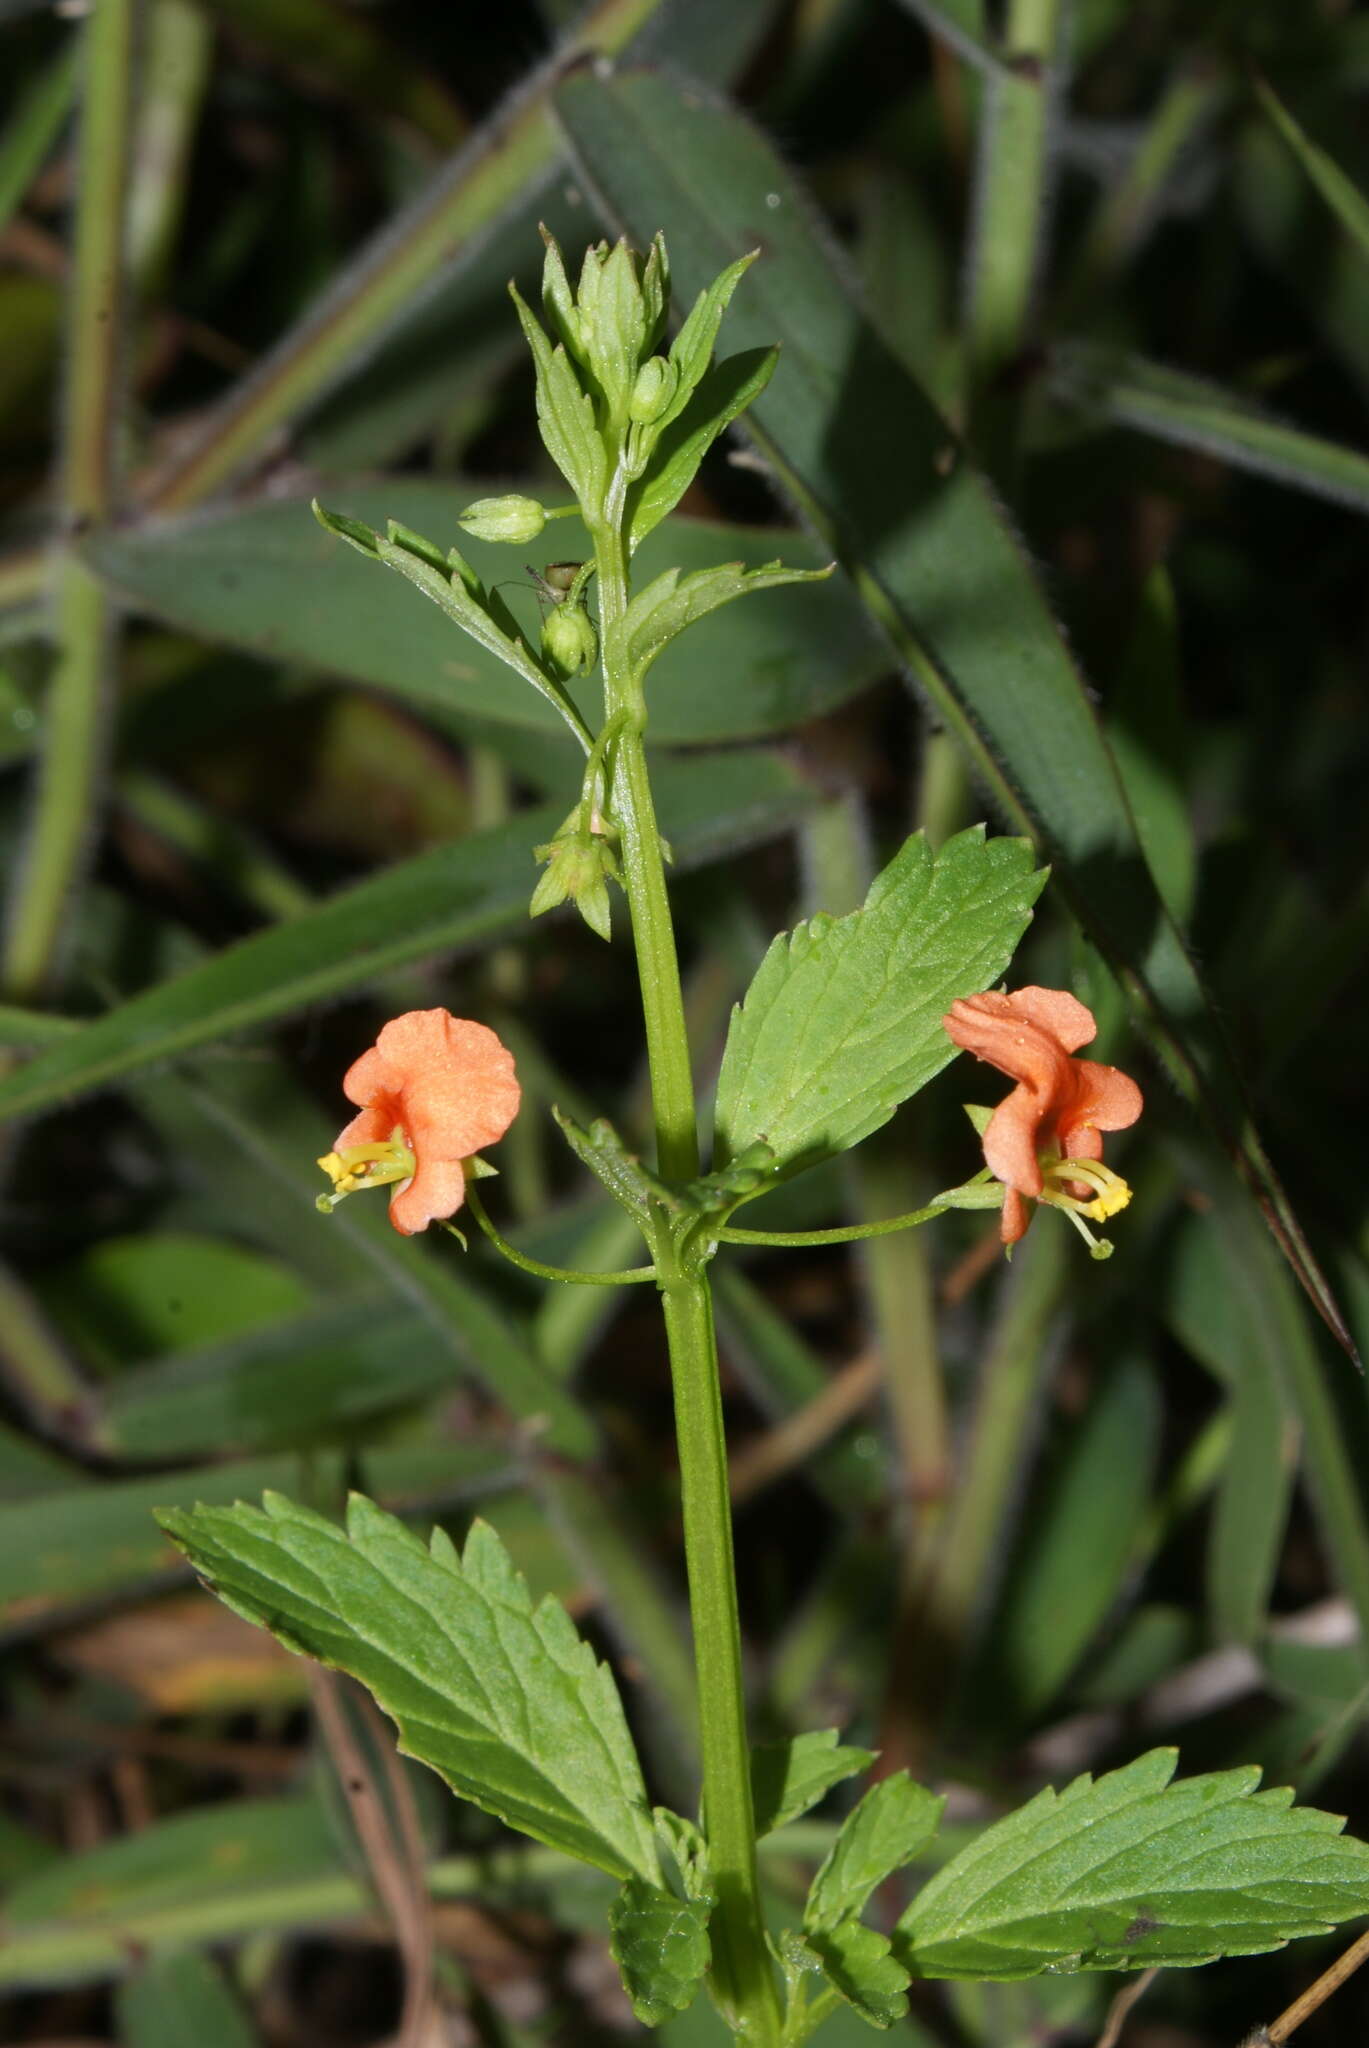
[{"x1": 594, "y1": 514, "x2": 781, "y2": 2044}]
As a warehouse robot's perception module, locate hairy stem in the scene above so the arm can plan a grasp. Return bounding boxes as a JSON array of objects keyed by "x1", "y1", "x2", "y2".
[{"x1": 594, "y1": 511, "x2": 780, "y2": 2042}]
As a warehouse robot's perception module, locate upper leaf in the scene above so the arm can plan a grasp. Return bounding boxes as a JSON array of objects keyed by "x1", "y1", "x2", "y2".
[
  {"x1": 157, "y1": 1493, "x2": 659, "y2": 1884},
  {"x1": 624, "y1": 558, "x2": 832, "y2": 684},
  {"x1": 714, "y1": 827, "x2": 1045, "y2": 1177},
  {"x1": 895, "y1": 1748, "x2": 1369, "y2": 1981},
  {"x1": 806, "y1": 1774, "x2": 944, "y2": 1932},
  {"x1": 508, "y1": 285, "x2": 608, "y2": 518},
  {"x1": 627, "y1": 345, "x2": 779, "y2": 549},
  {"x1": 609, "y1": 1876, "x2": 712, "y2": 2026},
  {"x1": 751, "y1": 1729, "x2": 875, "y2": 1838}
]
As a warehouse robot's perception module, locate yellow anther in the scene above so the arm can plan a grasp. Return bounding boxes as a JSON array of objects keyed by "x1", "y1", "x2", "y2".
[
  {"x1": 1039, "y1": 1155, "x2": 1132, "y2": 1222},
  {"x1": 316, "y1": 1126, "x2": 415, "y2": 1212}
]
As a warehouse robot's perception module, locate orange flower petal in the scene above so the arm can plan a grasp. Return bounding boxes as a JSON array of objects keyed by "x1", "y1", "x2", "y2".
[
  {"x1": 1000, "y1": 1186, "x2": 1032, "y2": 1244},
  {"x1": 333, "y1": 1101, "x2": 396, "y2": 1152},
  {"x1": 982, "y1": 1086, "x2": 1046, "y2": 1199},
  {"x1": 388, "y1": 1155, "x2": 467, "y2": 1235},
  {"x1": 999, "y1": 986, "x2": 1096, "y2": 1053},
  {"x1": 1064, "y1": 1059, "x2": 1144, "y2": 1138},
  {"x1": 341, "y1": 1046, "x2": 395, "y2": 1109},
  {"x1": 943, "y1": 994, "x2": 1076, "y2": 1099},
  {"x1": 376, "y1": 1010, "x2": 520, "y2": 1161}
]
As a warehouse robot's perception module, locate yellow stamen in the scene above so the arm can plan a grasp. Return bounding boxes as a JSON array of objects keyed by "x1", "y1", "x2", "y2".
[
  {"x1": 1039, "y1": 1154, "x2": 1132, "y2": 1222},
  {"x1": 316, "y1": 1126, "x2": 415, "y2": 1212}
]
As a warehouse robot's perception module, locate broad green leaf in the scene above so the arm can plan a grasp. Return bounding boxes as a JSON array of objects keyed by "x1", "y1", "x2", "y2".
[
  {"x1": 609, "y1": 1877, "x2": 712, "y2": 2025},
  {"x1": 962, "y1": 1355, "x2": 1161, "y2": 1728},
  {"x1": 806, "y1": 1920, "x2": 910, "y2": 2028},
  {"x1": 751, "y1": 1729, "x2": 875, "y2": 1838},
  {"x1": 116, "y1": 1949, "x2": 259, "y2": 2048},
  {"x1": 553, "y1": 64, "x2": 1352, "y2": 1351},
  {"x1": 0, "y1": 1445, "x2": 504, "y2": 1632},
  {"x1": 1253, "y1": 77, "x2": 1369, "y2": 266},
  {"x1": 628, "y1": 345, "x2": 779, "y2": 548},
  {"x1": 86, "y1": 485, "x2": 884, "y2": 745},
  {"x1": 1049, "y1": 344, "x2": 1369, "y2": 515},
  {"x1": 0, "y1": 748, "x2": 814, "y2": 1125},
  {"x1": 895, "y1": 1748, "x2": 1369, "y2": 1980},
  {"x1": 37, "y1": 1230, "x2": 308, "y2": 1371},
  {"x1": 625, "y1": 559, "x2": 831, "y2": 681},
  {"x1": 157, "y1": 1493, "x2": 660, "y2": 1883},
  {"x1": 714, "y1": 827, "x2": 1044, "y2": 1177},
  {"x1": 99, "y1": 1301, "x2": 494, "y2": 1460},
  {"x1": 806, "y1": 1775, "x2": 944, "y2": 1932}
]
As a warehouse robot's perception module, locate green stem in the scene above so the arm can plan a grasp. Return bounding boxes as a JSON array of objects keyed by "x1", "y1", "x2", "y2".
[
  {"x1": 463, "y1": 1185, "x2": 657, "y2": 1287},
  {"x1": 3, "y1": 0, "x2": 136, "y2": 999},
  {"x1": 964, "y1": 0, "x2": 1063, "y2": 473},
  {"x1": 717, "y1": 1185, "x2": 998, "y2": 1247},
  {"x1": 593, "y1": 509, "x2": 779, "y2": 2042}
]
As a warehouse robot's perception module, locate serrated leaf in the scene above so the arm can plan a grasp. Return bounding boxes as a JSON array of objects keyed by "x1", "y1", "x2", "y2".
[
  {"x1": 895, "y1": 1748, "x2": 1369, "y2": 1981},
  {"x1": 609, "y1": 1875, "x2": 712, "y2": 2026},
  {"x1": 627, "y1": 345, "x2": 779, "y2": 548},
  {"x1": 715, "y1": 827, "x2": 1045, "y2": 1176},
  {"x1": 662, "y1": 251, "x2": 757, "y2": 425},
  {"x1": 156, "y1": 1493, "x2": 659, "y2": 1884},
  {"x1": 806, "y1": 1775, "x2": 944, "y2": 1933},
  {"x1": 0, "y1": 750, "x2": 814, "y2": 1127},
  {"x1": 625, "y1": 559, "x2": 831, "y2": 682},
  {"x1": 807, "y1": 1920, "x2": 910, "y2": 2028},
  {"x1": 751, "y1": 1730, "x2": 875, "y2": 1838}
]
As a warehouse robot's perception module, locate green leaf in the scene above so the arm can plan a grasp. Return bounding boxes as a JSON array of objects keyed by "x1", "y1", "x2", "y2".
[
  {"x1": 116, "y1": 1949, "x2": 260, "y2": 2048},
  {"x1": 312, "y1": 500, "x2": 590, "y2": 743},
  {"x1": 87, "y1": 485, "x2": 883, "y2": 746},
  {"x1": 509, "y1": 284, "x2": 609, "y2": 516},
  {"x1": 552, "y1": 1106, "x2": 680, "y2": 1223},
  {"x1": 714, "y1": 827, "x2": 1044, "y2": 1177},
  {"x1": 751, "y1": 1729, "x2": 875, "y2": 1838},
  {"x1": 157, "y1": 1493, "x2": 659, "y2": 1883},
  {"x1": 1253, "y1": 76, "x2": 1369, "y2": 266},
  {"x1": 553, "y1": 63, "x2": 1352, "y2": 1353},
  {"x1": 894, "y1": 1748, "x2": 1369, "y2": 1980},
  {"x1": 0, "y1": 749, "x2": 814, "y2": 1126},
  {"x1": 1048, "y1": 345, "x2": 1369, "y2": 516},
  {"x1": 625, "y1": 558, "x2": 831, "y2": 683},
  {"x1": 609, "y1": 1876, "x2": 713, "y2": 2026},
  {"x1": 627, "y1": 345, "x2": 779, "y2": 548},
  {"x1": 806, "y1": 1920, "x2": 910, "y2": 2028},
  {"x1": 660, "y1": 251, "x2": 757, "y2": 428},
  {"x1": 806, "y1": 1775, "x2": 944, "y2": 1932}
]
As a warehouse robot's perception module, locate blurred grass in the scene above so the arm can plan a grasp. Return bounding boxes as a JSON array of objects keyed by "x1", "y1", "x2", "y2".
[{"x1": 1, "y1": 2, "x2": 1368, "y2": 2044}]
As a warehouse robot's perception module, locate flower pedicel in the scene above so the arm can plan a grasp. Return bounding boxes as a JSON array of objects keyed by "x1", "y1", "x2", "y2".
[
  {"x1": 942, "y1": 985, "x2": 1142, "y2": 1254},
  {"x1": 316, "y1": 1008, "x2": 520, "y2": 1235}
]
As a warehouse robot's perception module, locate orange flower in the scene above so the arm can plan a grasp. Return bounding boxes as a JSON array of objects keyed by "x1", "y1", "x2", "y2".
[
  {"x1": 317, "y1": 1009, "x2": 520, "y2": 1235},
  {"x1": 942, "y1": 986, "x2": 1142, "y2": 1252}
]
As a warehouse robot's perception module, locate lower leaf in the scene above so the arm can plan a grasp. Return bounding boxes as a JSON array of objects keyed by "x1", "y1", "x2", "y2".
[{"x1": 609, "y1": 1876, "x2": 713, "y2": 2026}]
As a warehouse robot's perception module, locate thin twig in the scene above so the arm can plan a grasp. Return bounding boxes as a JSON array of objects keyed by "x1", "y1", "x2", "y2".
[
  {"x1": 310, "y1": 1669, "x2": 435, "y2": 2048},
  {"x1": 729, "y1": 1348, "x2": 882, "y2": 1505},
  {"x1": 1094, "y1": 1966, "x2": 1158, "y2": 2048},
  {"x1": 1263, "y1": 1924, "x2": 1369, "y2": 2042}
]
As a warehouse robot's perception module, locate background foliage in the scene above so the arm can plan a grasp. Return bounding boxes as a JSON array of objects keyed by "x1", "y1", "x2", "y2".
[{"x1": 1, "y1": 2, "x2": 1367, "y2": 2044}]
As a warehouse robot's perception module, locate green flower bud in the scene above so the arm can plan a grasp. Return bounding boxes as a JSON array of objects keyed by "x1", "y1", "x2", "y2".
[
  {"x1": 457, "y1": 494, "x2": 547, "y2": 545},
  {"x1": 542, "y1": 602, "x2": 598, "y2": 677},
  {"x1": 628, "y1": 354, "x2": 678, "y2": 425},
  {"x1": 531, "y1": 805, "x2": 621, "y2": 943}
]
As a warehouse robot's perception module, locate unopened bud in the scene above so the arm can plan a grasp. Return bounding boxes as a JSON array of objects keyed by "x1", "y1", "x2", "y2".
[
  {"x1": 458, "y1": 494, "x2": 547, "y2": 545},
  {"x1": 629, "y1": 354, "x2": 677, "y2": 425},
  {"x1": 542, "y1": 603, "x2": 598, "y2": 677}
]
